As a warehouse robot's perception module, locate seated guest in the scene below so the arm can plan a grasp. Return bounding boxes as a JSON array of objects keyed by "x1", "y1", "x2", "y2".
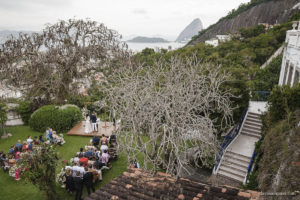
[
  {"x1": 16, "y1": 140, "x2": 22, "y2": 152},
  {"x1": 27, "y1": 136, "x2": 33, "y2": 144},
  {"x1": 95, "y1": 150, "x2": 101, "y2": 160},
  {"x1": 9, "y1": 145, "x2": 15, "y2": 155},
  {"x1": 100, "y1": 134, "x2": 107, "y2": 145},
  {"x1": 39, "y1": 135, "x2": 44, "y2": 143},
  {"x1": 108, "y1": 134, "x2": 117, "y2": 145},
  {"x1": 22, "y1": 141, "x2": 28, "y2": 151},
  {"x1": 73, "y1": 157, "x2": 80, "y2": 166},
  {"x1": 80, "y1": 157, "x2": 89, "y2": 167},
  {"x1": 92, "y1": 136, "x2": 100, "y2": 148},
  {"x1": 100, "y1": 143, "x2": 108, "y2": 153},
  {"x1": 84, "y1": 149, "x2": 95, "y2": 159},
  {"x1": 33, "y1": 136, "x2": 39, "y2": 145},
  {"x1": 78, "y1": 148, "x2": 84, "y2": 158},
  {"x1": 101, "y1": 150, "x2": 110, "y2": 165},
  {"x1": 49, "y1": 129, "x2": 54, "y2": 143},
  {"x1": 0, "y1": 151, "x2": 6, "y2": 167},
  {"x1": 1, "y1": 154, "x2": 10, "y2": 171},
  {"x1": 15, "y1": 152, "x2": 21, "y2": 160},
  {"x1": 46, "y1": 129, "x2": 54, "y2": 143},
  {"x1": 28, "y1": 143, "x2": 33, "y2": 151},
  {"x1": 93, "y1": 158, "x2": 105, "y2": 170},
  {"x1": 45, "y1": 127, "x2": 50, "y2": 136}
]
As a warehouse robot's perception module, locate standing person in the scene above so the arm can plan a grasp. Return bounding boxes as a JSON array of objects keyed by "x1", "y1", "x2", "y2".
[
  {"x1": 84, "y1": 114, "x2": 92, "y2": 134},
  {"x1": 83, "y1": 167, "x2": 95, "y2": 195},
  {"x1": 74, "y1": 171, "x2": 83, "y2": 200},
  {"x1": 90, "y1": 112, "x2": 97, "y2": 132},
  {"x1": 65, "y1": 168, "x2": 75, "y2": 194}
]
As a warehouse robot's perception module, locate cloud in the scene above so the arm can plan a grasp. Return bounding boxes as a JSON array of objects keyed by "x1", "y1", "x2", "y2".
[
  {"x1": 132, "y1": 8, "x2": 147, "y2": 15},
  {"x1": 0, "y1": 0, "x2": 71, "y2": 11}
]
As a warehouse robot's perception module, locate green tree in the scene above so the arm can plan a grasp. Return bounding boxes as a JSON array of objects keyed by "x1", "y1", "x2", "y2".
[
  {"x1": 20, "y1": 144, "x2": 59, "y2": 200},
  {"x1": 0, "y1": 102, "x2": 7, "y2": 138}
]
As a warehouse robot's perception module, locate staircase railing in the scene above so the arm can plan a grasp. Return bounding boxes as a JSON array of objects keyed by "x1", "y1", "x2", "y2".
[
  {"x1": 214, "y1": 108, "x2": 248, "y2": 173},
  {"x1": 244, "y1": 150, "x2": 256, "y2": 184}
]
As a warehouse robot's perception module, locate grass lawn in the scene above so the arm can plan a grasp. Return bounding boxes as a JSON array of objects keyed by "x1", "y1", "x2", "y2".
[{"x1": 0, "y1": 126, "x2": 128, "y2": 200}]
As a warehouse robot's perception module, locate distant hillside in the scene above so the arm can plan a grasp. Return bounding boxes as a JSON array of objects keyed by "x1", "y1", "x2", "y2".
[
  {"x1": 0, "y1": 30, "x2": 36, "y2": 44},
  {"x1": 176, "y1": 18, "x2": 203, "y2": 42},
  {"x1": 127, "y1": 36, "x2": 169, "y2": 43},
  {"x1": 189, "y1": 0, "x2": 299, "y2": 45}
]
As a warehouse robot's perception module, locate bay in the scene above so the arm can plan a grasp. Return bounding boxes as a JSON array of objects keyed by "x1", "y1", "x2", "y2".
[{"x1": 126, "y1": 42, "x2": 186, "y2": 52}]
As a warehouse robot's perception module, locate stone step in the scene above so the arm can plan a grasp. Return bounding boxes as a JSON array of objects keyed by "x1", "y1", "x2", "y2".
[
  {"x1": 246, "y1": 117, "x2": 262, "y2": 124},
  {"x1": 222, "y1": 158, "x2": 249, "y2": 169},
  {"x1": 244, "y1": 120, "x2": 262, "y2": 128},
  {"x1": 219, "y1": 166, "x2": 246, "y2": 178},
  {"x1": 220, "y1": 162, "x2": 248, "y2": 174},
  {"x1": 247, "y1": 112, "x2": 261, "y2": 119},
  {"x1": 242, "y1": 127, "x2": 261, "y2": 135},
  {"x1": 219, "y1": 164, "x2": 247, "y2": 177},
  {"x1": 218, "y1": 168, "x2": 245, "y2": 182},
  {"x1": 240, "y1": 131, "x2": 261, "y2": 139},
  {"x1": 226, "y1": 151, "x2": 251, "y2": 163},
  {"x1": 243, "y1": 124, "x2": 261, "y2": 132}
]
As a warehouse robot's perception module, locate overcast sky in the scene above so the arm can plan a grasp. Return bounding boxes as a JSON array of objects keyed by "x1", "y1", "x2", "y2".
[{"x1": 0, "y1": 0, "x2": 250, "y2": 40}]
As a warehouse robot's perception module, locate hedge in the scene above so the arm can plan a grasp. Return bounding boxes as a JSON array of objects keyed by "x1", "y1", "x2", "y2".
[{"x1": 29, "y1": 104, "x2": 83, "y2": 133}]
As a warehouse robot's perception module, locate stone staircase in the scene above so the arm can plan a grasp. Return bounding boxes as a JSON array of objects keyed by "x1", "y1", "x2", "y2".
[{"x1": 216, "y1": 111, "x2": 263, "y2": 183}]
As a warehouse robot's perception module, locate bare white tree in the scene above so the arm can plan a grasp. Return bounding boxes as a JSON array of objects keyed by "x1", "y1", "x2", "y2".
[
  {"x1": 0, "y1": 18, "x2": 131, "y2": 104},
  {"x1": 102, "y1": 56, "x2": 234, "y2": 176}
]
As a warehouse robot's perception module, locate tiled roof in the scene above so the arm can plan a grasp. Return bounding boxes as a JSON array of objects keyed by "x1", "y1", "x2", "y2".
[{"x1": 84, "y1": 168, "x2": 260, "y2": 200}]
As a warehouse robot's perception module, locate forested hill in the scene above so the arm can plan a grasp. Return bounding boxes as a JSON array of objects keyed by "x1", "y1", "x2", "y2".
[{"x1": 189, "y1": 0, "x2": 299, "y2": 45}]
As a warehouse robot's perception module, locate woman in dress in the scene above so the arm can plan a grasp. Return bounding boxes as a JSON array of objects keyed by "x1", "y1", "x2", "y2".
[{"x1": 84, "y1": 114, "x2": 92, "y2": 134}]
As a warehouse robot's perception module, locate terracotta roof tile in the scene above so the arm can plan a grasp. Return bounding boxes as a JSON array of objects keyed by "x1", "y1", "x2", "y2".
[{"x1": 84, "y1": 168, "x2": 260, "y2": 200}]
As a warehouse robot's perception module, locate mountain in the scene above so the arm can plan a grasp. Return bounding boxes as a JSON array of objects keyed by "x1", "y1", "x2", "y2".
[
  {"x1": 0, "y1": 30, "x2": 36, "y2": 44},
  {"x1": 175, "y1": 18, "x2": 203, "y2": 42},
  {"x1": 127, "y1": 36, "x2": 169, "y2": 43},
  {"x1": 189, "y1": 0, "x2": 299, "y2": 45}
]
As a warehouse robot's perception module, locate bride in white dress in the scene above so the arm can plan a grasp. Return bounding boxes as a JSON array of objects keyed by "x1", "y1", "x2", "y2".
[{"x1": 84, "y1": 114, "x2": 92, "y2": 134}]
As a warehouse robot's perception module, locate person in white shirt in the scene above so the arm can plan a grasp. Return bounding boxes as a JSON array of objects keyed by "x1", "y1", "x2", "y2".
[
  {"x1": 78, "y1": 163, "x2": 85, "y2": 178},
  {"x1": 26, "y1": 136, "x2": 33, "y2": 144},
  {"x1": 100, "y1": 144, "x2": 108, "y2": 153}
]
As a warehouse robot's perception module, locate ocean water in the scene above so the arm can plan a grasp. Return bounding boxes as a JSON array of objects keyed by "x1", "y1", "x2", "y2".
[{"x1": 126, "y1": 42, "x2": 186, "y2": 52}]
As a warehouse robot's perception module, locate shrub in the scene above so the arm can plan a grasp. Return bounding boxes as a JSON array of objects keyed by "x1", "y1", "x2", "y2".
[
  {"x1": 29, "y1": 104, "x2": 83, "y2": 132},
  {"x1": 67, "y1": 95, "x2": 91, "y2": 108},
  {"x1": 268, "y1": 84, "x2": 300, "y2": 124},
  {"x1": 16, "y1": 101, "x2": 32, "y2": 125}
]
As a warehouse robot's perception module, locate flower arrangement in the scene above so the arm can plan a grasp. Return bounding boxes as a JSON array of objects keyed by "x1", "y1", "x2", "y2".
[
  {"x1": 9, "y1": 166, "x2": 17, "y2": 177},
  {"x1": 56, "y1": 168, "x2": 66, "y2": 188}
]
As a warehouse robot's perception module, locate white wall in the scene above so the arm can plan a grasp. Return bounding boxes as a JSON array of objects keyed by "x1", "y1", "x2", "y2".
[{"x1": 279, "y1": 22, "x2": 300, "y2": 86}]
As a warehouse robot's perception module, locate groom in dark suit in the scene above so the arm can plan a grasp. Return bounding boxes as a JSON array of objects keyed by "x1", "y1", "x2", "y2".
[{"x1": 90, "y1": 111, "x2": 98, "y2": 132}]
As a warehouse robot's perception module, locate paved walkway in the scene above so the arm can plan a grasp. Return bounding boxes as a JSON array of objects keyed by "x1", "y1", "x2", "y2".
[{"x1": 67, "y1": 121, "x2": 118, "y2": 137}]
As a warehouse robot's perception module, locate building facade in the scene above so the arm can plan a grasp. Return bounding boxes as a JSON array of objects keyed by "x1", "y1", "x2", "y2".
[{"x1": 279, "y1": 21, "x2": 300, "y2": 86}]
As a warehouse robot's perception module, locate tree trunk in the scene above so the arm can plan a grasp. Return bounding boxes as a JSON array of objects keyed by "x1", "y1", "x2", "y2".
[
  {"x1": 1, "y1": 122, "x2": 7, "y2": 138},
  {"x1": 56, "y1": 70, "x2": 72, "y2": 105}
]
